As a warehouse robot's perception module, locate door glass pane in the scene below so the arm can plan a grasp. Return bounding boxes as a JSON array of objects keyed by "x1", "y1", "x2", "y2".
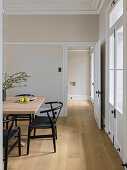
[
  {"x1": 109, "y1": 34, "x2": 114, "y2": 105},
  {"x1": 116, "y1": 26, "x2": 123, "y2": 114},
  {"x1": 109, "y1": 0, "x2": 123, "y2": 28}
]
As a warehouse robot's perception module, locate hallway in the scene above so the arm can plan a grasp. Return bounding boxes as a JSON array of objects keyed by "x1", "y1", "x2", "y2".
[{"x1": 7, "y1": 101, "x2": 123, "y2": 170}]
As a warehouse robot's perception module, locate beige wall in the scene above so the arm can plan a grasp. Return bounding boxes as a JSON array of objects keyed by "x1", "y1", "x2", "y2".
[
  {"x1": 68, "y1": 51, "x2": 90, "y2": 100},
  {"x1": 3, "y1": 44, "x2": 64, "y2": 108},
  {"x1": 3, "y1": 14, "x2": 99, "y2": 115},
  {"x1": 4, "y1": 15, "x2": 99, "y2": 42}
]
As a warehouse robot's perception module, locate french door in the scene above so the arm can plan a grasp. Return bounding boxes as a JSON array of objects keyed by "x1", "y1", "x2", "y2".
[
  {"x1": 108, "y1": 24, "x2": 124, "y2": 157},
  {"x1": 94, "y1": 41, "x2": 101, "y2": 129}
]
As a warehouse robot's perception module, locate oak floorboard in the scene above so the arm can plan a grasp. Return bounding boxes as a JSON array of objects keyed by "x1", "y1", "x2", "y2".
[{"x1": 6, "y1": 101, "x2": 124, "y2": 170}]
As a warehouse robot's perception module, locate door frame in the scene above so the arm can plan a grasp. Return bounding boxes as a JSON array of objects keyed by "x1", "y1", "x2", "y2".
[
  {"x1": 63, "y1": 42, "x2": 96, "y2": 116},
  {"x1": 0, "y1": 0, "x2": 3, "y2": 169},
  {"x1": 100, "y1": 37, "x2": 106, "y2": 128},
  {"x1": 105, "y1": 0, "x2": 127, "y2": 161}
]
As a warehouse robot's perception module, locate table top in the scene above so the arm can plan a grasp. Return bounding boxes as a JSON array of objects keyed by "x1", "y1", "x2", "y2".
[{"x1": 3, "y1": 96, "x2": 45, "y2": 115}]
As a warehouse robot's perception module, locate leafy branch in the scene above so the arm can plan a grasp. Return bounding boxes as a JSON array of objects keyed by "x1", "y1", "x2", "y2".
[{"x1": 2, "y1": 72, "x2": 31, "y2": 90}]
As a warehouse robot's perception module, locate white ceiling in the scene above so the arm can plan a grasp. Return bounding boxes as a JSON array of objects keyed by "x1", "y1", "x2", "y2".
[{"x1": 3, "y1": 0, "x2": 105, "y2": 15}]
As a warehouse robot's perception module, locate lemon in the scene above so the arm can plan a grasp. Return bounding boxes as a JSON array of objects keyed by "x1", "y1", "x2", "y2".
[
  {"x1": 20, "y1": 97, "x2": 24, "y2": 102},
  {"x1": 24, "y1": 97, "x2": 29, "y2": 102}
]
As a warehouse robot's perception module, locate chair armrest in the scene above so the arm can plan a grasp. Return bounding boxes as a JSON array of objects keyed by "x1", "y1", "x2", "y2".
[
  {"x1": 45, "y1": 101, "x2": 63, "y2": 105},
  {"x1": 3, "y1": 117, "x2": 16, "y2": 132},
  {"x1": 3, "y1": 117, "x2": 16, "y2": 124}
]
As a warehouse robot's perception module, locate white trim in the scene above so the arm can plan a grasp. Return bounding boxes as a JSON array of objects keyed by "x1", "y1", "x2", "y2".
[
  {"x1": 3, "y1": 41, "x2": 64, "y2": 45},
  {"x1": 4, "y1": 9, "x2": 99, "y2": 15},
  {"x1": 122, "y1": 0, "x2": 127, "y2": 163},
  {"x1": 100, "y1": 35, "x2": 106, "y2": 44},
  {"x1": 3, "y1": 0, "x2": 105, "y2": 16},
  {"x1": 3, "y1": 41, "x2": 96, "y2": 45},
  {"x1": 98, "y1": 0, "x2": 105, "y2": 13},
  {"x1": 63, "y1": 44, "x2": 68, "y2": 117},
  {"x1": 105, "y1": 0, "x2": 110, "y2": 138},
  {"x1": 65, "y1": 42, "x2": 96, "y2": 47},
  {"x1": 68, "y1": 95, "x2": 90, "y2": 101},
  {"x1": 90, "y1": 96, "x2": 94, "y2": 104},
  {"x1": 68, "y1": 49, "x2": 90, "y2": 52},
  {"x1": 0, "y1": 0, "x2": 2, "y2": 169},
  {"x1": 63, "y1": 42, "x2": 96, "y2": 116}
]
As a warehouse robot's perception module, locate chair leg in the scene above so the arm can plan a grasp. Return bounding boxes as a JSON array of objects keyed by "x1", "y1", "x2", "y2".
[
  {"x1": 32, "y1": 114, "x2": 34, "y2": 120},
  {"x1": 15, "y1": 119, "x2": 17, "y2": 127},
  {"x1": 55, "y1": 126, "x2": 57, "y2": 140},
  {"x1": 6, "y1": 116, "x2": 9, "y2": 129},
  {"x1": 29, "y1": 115, "x2": 32, "y2": 124},
  {"x1": 27, "y1": 126, "x2": 32, "y2": 155},
  {"x1": 34, "y1": 128, "x2": 36, "y2": 138},
  {"x1": 18, "y1": 128, "x2": 21, "y2": 156},
  {"x1": 4, "y1": 141, "x2": 8, "y2": 170},
  {"x1": 52, "y1": 126, "x2": 56, "y2": 153}
]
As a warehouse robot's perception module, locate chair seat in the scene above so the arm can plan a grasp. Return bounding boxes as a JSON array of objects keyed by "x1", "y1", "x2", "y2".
[
  {"x1": 29, "y1": 116, "x2": 56, "y2": 129},
  {"x1": 3, "y1": 129, "x2": 19, "y2": 146}
]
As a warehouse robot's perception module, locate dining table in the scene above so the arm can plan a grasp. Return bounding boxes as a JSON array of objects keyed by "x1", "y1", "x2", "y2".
[
  {"x1": 3, "y1": 96, "x2": 45, "y2": 116},
  {"x1": 3, "y1": 96, "x2": 45, "y2": 146}
]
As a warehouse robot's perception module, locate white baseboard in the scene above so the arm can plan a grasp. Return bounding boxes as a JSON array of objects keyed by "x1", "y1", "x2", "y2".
[
  {"x1": 68, "y1": 95, "x2": 90, "y2": 101},
  {"x1": 90, "y1": 96, "x2": 94, "y2": 104}
]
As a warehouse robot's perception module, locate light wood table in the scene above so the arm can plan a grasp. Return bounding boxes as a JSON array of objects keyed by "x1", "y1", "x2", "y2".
[
  {"x1": 3, "y1": 96, "x2": 45, "y2": 146},
  {"x1": 3, "y1": 96, "x2": 45, "y2": 115}
]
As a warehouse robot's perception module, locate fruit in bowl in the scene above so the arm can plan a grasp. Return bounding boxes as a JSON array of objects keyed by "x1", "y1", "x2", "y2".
[
  {"x1": 24, "y1": 97, "x2": 29, "y2": 102},
  {"x1": 20, "y1": 97, "x2": 24, "y2": 102},
  {"x1": 20, "y1": 97, "x2": 29, "y2": 103}
]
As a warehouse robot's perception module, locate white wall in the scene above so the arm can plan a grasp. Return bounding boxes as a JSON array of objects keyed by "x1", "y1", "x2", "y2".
[
  {"x1": 3, "y1": 44, "x2": 64, "y2": 109},
  {"x1": 68, "y1": 51, "x2": 90, "y2": 100}
]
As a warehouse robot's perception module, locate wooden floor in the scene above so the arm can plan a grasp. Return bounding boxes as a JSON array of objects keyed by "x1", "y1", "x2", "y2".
[{"x1": 6, "y1": 101, "x2": 124, "y2": 170}]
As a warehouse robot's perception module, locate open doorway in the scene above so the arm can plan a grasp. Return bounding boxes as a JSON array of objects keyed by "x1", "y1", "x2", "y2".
[
  {"x1": 65, "y1": 42, "x2": 106, "y2": 130},
  {"x1": 64, "y1": 42, "x2": 104, "y2": 129},
  {"x1": 67, "y1": 46, "x2": 91, "y2": 103}
]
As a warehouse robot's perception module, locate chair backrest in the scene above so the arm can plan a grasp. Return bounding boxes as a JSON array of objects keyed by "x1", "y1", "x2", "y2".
[
  {"x1": 15, "y1": 94, "x2": 35, "y2": 97},
  {"x1": 45, "y1": 102, "x2": 63, "y2": 121}
]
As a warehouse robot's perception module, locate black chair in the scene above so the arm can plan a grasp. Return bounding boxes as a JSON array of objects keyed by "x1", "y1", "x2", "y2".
[
  {"x1": 3, "y1": 117, "x2": 21, "y2": 170},
  {"x1": 27, "y1": 101, "x2": 63, "y2": 155},
  {"x1": 7, "y1": 94, "x2": 35, "y2": 127}
]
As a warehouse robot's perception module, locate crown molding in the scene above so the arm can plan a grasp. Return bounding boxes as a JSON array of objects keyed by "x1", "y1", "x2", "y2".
[
  {"x1": 4, "y1": 9, "x2": 99, "y2": 15},
  {"x1": 98, "y1": 0, "x2": 105, "y2": 13},
  {"x1": 3, "y1": 0, "x2": 104, "y2": 15}
]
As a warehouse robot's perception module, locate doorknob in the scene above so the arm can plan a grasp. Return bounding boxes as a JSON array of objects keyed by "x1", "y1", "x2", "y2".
[
  {"x1": 96, "y1": 90, "x2": 102, "y2": 97},
  {"x1": 111, "y1": 109, "x2": 116, "y2": 118},
  {"x1": 117, "y1": 148, "x2": 120, "y2": 152},
  {"x1": 111, "y1": 110, "x2": 115, "y2": 114}
]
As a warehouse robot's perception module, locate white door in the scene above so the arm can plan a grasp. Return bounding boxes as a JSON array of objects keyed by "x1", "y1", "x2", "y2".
[
  {"x1": 94, "y1": 41, "x2": 101, "y2": 129},
  {"x1": 108, "y1": 25, "x2": 124, "y2": 158},
  {"x1": 108, "y1": 32, "x2": 115, "y2": 143}
]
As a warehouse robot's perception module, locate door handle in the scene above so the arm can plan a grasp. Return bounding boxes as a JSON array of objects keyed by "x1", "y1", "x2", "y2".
[
  {"x1": 111, "y1": 109, "x2": 116, "y2": 118},
  {"x1": 92, "y1": 82, "x2": 94, "y2": 86},
  {"x1": 96, "y1": 90, "x2": 102, "y2": 97},
  {"x1": 111, "y1": 110, "x2": 115, "y2": 114}
]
